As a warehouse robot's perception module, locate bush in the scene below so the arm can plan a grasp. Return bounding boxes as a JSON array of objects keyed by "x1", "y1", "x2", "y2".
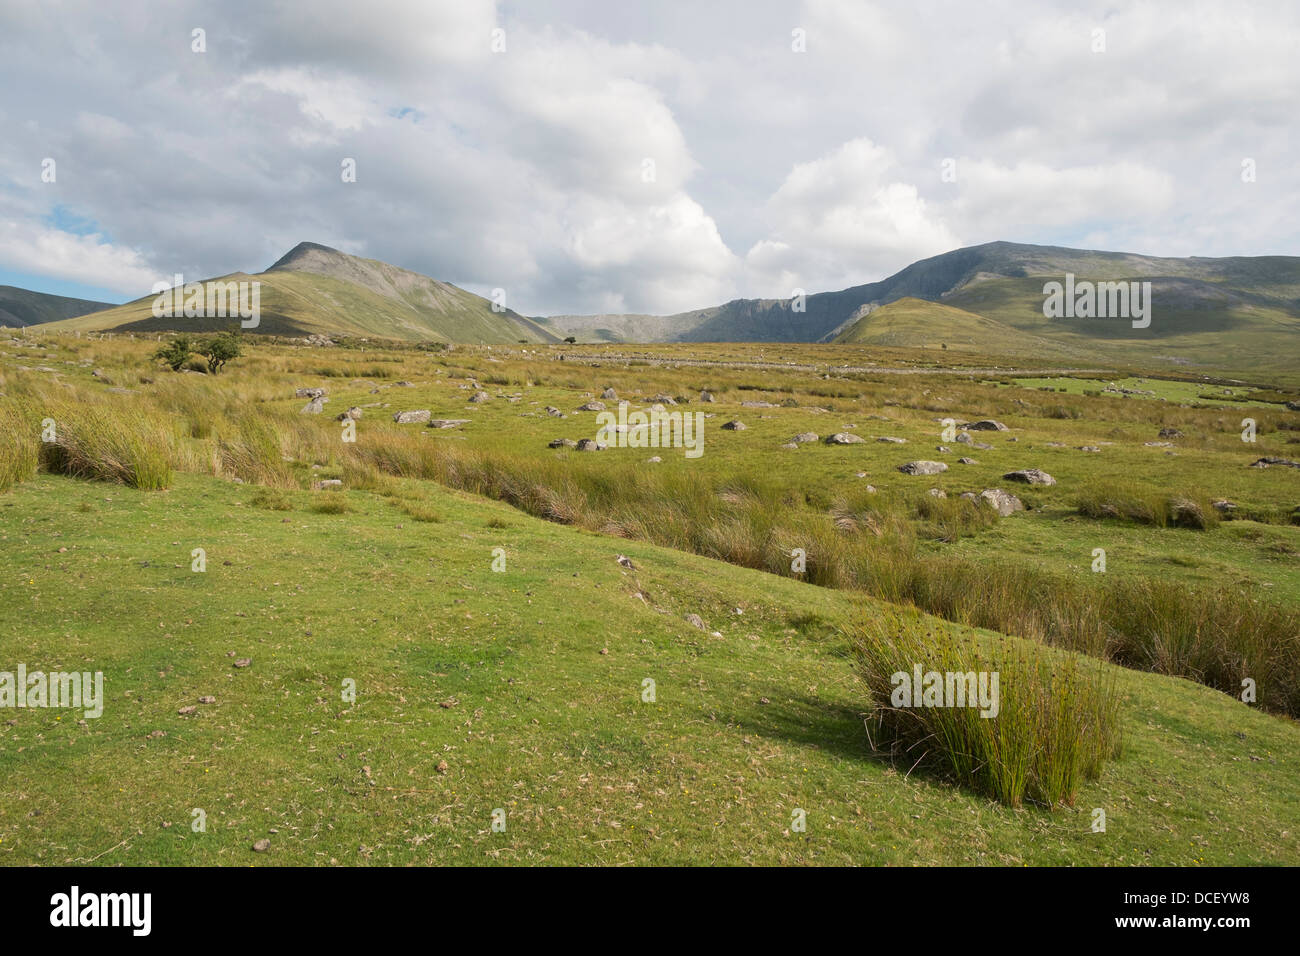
[
  {"x1": 153, "y1": 334, "x2": 195, "y2": 372},
  {"x1": 198, "y1": 330, "x2": 242, "y2": 374}
]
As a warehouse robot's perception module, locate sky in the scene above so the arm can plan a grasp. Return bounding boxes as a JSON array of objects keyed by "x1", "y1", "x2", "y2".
[{"x1": 0, "y1": 0, "x2": 1296, "y2": 315}]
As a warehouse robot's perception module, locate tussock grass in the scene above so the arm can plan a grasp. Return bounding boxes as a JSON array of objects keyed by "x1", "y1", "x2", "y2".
[
  {"x1": 1076, "y1": 481, "x2": 1220, "y2": 529},
  {"x1": 309, "y1": 496, "x2": 351, "y2": 514},
  {"x1": 250, "y1": 488, "x2": 294, "y2": 511},
  {"x1": 218, "y1": 412, "x2": 295, "y2": 488},
  {"x1": 37, "y1": 401, "x2": 173, "y2": 489},
  {"x1": 0, "y1": 402, "x2": 39, "y2": 491},
  {"x1": 852, "y1": 610, "x2": 1122, "y2": 807}
]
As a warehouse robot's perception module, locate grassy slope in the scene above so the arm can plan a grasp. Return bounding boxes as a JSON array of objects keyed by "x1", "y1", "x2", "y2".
[
  {"x1": 1, "y1": 472, "x2": 1297, "y2": 866},
  {"x1": 832, "y1": 297, "x2": 1077, "y2": 357},
  {"x1": 43, "y1": 272, "x2": 559, "y2": 345},
  {"x1": 0, "y1": 286, "x2": 114, "y2": 329},
  {"x1": 945, "y1": 277, "x2": 1300, "y2": 382}
]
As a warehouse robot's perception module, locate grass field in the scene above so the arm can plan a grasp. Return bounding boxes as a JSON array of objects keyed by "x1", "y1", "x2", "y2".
[{"x1": 1, "y1": 328, "x2": 1297, "y2": 865}]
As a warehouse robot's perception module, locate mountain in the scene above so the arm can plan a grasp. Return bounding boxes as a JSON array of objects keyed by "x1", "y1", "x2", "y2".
[
  {"x1": 42, "y1": 242, "x2": 561, "y2": 344},
  {"x1": 0, "y1": 286, "x2": 114, "y2": 328},
  {"x1": 542, "y1": 240, "x2": 1300, "y2": 375}
]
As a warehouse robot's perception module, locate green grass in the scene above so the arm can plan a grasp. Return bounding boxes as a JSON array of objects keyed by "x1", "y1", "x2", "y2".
[
  {"x1": 2, "y1": 329, "x2": 1299, "y2": 865},
  {"x1": 0, "y1": 473, "x2": 1297, "y2": 865}
]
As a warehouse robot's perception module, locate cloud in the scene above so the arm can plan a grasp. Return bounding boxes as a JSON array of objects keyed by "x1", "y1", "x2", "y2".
[
  {"x1": 0, "y1": 220, "x2": 160, "y2": 294},
  {"x1": 0, "y1": 0, "x2": 1295, "y2": 315},
  {"x1": 744, "y1": 139, "x2": 959, "y2": 295}
]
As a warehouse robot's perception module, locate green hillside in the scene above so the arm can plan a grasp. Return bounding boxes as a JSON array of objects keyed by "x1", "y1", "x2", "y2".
[
  {"x1": 830, "y1": 296, "x2": 1078, "y2": 357},
  {"x1": 42, "y1": 243, "x2": 561, "y2": 345},
  {"x1": 0, "y1": 285, "x2": 113, "y2": 328}
]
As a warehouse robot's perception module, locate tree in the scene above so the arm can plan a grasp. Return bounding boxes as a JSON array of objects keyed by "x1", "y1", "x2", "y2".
[
  {"x1": 198, "y1": 330, "x2": 242, "y2": 374},
  {"x1": 564, "y1": 336, "x2": 577, "y2": 344},
  {"x1": 153, "y1": 334, "x2": 194, "y2": 371}
]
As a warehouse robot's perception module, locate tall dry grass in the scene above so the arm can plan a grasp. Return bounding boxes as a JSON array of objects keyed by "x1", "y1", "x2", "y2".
[{"x1": 852, "y1": 610, "x2": 1122, "y2": 807}]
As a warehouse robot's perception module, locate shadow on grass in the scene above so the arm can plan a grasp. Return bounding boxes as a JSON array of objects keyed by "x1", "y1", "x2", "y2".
[{"x1": 709, "y1": 692, "x2": 959, "y2": 792}]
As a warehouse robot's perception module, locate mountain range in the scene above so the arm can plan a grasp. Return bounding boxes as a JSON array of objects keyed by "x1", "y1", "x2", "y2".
[{"x1": 10, "y1": 240, "x2": 1300, "y2": 374}]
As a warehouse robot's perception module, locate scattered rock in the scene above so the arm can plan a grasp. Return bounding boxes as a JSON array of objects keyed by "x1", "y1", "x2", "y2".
[
  {"x1": 295, "y1": 387, "x2": 326, "y2": 398},
  {"x1": 1212, "y1": 499, "x2": 1237, "y2": 512},
  {"x1": 301, "y1": 397, "x2": 326, "y2": 414},
  {"x1": 653, "y1": 394, "x2": 678, "y2": 405},
  {"x1": 233, "y1": 658, "x2": 251, "y2": 668},
  {"x1": 198, "y1": 696, "x2": 216, "y2": 704},
  {"x1": 436, "y1": 760, "x2": 449, "y2": 774},
  {"x1": 1158, "y1": 427, "x2": 1183, "y2": 439},
  {"x1": 685, "y1": 613, "x2": 707, "y2": 630},
  {"x1": 877, "y1": 436, "x2": 906, "y2": 444},
  {"x1": 824, "y1": 432, "x2": 866, "y2": 445},
  {"x1": 721, "y1": 420, "x2": 746, "y2": 430},
  {"x1": 699, "y1": 390, "x2": 715, "y2": 403},
  {"x1": 252, "y1": 839, "x2": 271, "y2": 852},
  {"x1": 1250, "y1": 457, "x2": 1300, "y2": 469},
  {"x1": 392, "y1": 410, "x2": 431, "y2": 424},
  {"x1": 178, "y1": 705, "x2": 197, "y2": 715},
  {"x1": 1077, "y1": 445, "x2": 1101, "y2": 453},
  {"x1": 601, "y1": 387, "x2": 617, "y2": 400},
  {"x1": 617, "y1": 555, "x2": 636, "y2": 570},
  {"x1": 788, "y1": 432, "x2": 819, "y2": 444},
  {"x1": 468, "y1": 391, "x2": 490, "y2": 404},
  {"x1": 964, "y1": 420, "x2": 1008, "y2": 431},
  {"x1": 427, "y1": 419, "x2": 470, "y2": 429},
  {"x1": 335, "y1": 406, "x2": 362, "y2": 421},
  {"x1": 548, "y1": 438, "x2": 577, "y2": 448},
  {"x1": 311, "y1": 479, "x2": 343, "y2": 490},
  {"x1": 928, "y1": 488, "x2": 947, "y2": 498},
  {"x1": 647, "y1": 456, "x2": 662, "y2": 462},
  {"x1": 574, "y1": 438, "x2": 605, "y2": 451},
  {"x1": 545, "y1": 406, "x2": 564, "y2": 417},
  {"x1": 897, "y1": 460, "x2": 948, "y2": 476},
  {"x1": 1003, "y1": 468, "x2": 1056, "y2": 485},
  {"x1": 1145, "y1": 440, "x2": 1174, "y2": 447},
  {"x1": 575, "y1": 402, "x2": 606, "y2": 412}
]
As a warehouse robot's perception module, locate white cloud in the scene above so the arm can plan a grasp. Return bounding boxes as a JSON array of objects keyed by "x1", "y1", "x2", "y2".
[
  {"x1": 744, "y1": 139, "x2": 959, "y2": 295},
  {"x1": 0, "y1": 220, "x2": 159, "y2": 295},
  {"x1": 0, "y1": 0, "x2": 1296, "y2": 315}
]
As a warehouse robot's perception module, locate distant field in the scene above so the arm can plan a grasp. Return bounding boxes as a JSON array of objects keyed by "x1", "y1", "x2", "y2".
[{"x1": 1005, "y1": 376, "x2": 1285, "y2": 408}]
